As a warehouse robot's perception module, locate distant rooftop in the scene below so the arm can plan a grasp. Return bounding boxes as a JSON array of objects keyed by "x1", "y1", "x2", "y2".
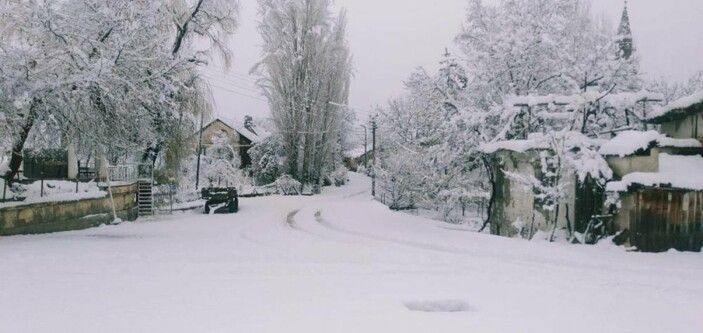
[
  {"x1": 599, "y1": 130, "x2": 702, "y2": 157},
  {"x1": 607, "y1": 154, "x2": 703, "y2": 192},
  {"x1": 646, "y1": 90, "x2": 703, "y2": 124}
]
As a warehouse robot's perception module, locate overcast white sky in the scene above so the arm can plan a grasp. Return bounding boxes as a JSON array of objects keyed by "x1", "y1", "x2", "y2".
[{"x1": 204, "y1": 0, "x2": 703, "y2": 124}]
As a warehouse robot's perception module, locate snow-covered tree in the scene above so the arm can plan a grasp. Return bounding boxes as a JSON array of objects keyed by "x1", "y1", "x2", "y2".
[
  {"x1": 249, "y1": 135, "x2": 286, "y2": 185},
  {"x1": 0, "y1": 0, "x2": 239, "y2": 183},
  {"x1": 254, "y1": 0, "x2": 353, "y2": 190}
]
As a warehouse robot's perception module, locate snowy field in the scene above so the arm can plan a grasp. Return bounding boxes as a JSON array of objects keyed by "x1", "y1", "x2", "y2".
[{"x1": 0, "y1": 173, "x2": 701, "y2": 332}]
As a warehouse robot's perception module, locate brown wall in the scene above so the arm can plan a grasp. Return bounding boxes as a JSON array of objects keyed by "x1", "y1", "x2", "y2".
[
  {"x1": 616, "y1": 188, "x2": 703, "y2": 252},
  {"x1": 0, "y1": 183, "x2": 138, "y2": 236}
]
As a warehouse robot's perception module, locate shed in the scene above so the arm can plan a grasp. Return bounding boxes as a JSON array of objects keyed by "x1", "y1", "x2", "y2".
[
  {"x1": 645, "y1": 90, "x2": 703, "y2": 140},
  {"x1": 480, "y1": 134, "x2": 605, "y2": 239},
  {"x1": 606, "y1": 153, "x2": 703, "y2": 252}
]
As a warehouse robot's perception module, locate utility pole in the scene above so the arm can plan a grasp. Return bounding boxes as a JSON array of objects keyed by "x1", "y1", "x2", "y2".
[
  {"x1": 361, "y1": 125, "x2": 368, "y2": 168},
  {"x1": 195, "y1": 111, "x2": 205, "y2": 190},
  {"x1": 371, "y1": 118, "x2": 377, "y2": 197}
]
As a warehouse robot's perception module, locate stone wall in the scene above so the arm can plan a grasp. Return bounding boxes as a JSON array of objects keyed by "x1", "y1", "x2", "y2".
[{"x1": 0, "y1": 183, "x2": 138, "y2": 236}]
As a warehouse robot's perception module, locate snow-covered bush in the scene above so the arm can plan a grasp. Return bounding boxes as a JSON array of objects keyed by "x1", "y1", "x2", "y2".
[
  {"x1": 202, "y1": 134, "x2": 244, "y2": 188},
  {"x1": 329, "y1": 168, "x2": 349, "y2": 187},
  {"x1": 276, "y1": 175, "x2": 302, "y2": 196},
  {"x1": 177, "y1": 133, "x2": 246, "y2": 198},
  {"x1": 249, "y1": 135, "x2": 285, "y2": 185},
  {"x1": 375, "y1": 154, "x2": 423, "y2": 210}
]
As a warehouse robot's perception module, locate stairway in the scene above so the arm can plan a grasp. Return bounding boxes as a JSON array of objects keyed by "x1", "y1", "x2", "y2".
[{"x1": 137, "y1": 180, "x2": 154, "y2": 217}]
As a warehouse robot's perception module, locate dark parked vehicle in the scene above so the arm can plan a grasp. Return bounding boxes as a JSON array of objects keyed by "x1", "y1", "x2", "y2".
[{"x1": 201, "y1": 188, "x2": 239, "y2": 214}]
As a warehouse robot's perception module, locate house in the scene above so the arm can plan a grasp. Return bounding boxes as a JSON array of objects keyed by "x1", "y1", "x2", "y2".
[
  {"x1": 343, "y1": 147, "x2": 372, "y2": 172},
  {"x1": 198, "y1": 117, "x2": 269, "y2": 169},
  {"x1": 602, "y1": 92, "x2": 703, "y2": 252}
]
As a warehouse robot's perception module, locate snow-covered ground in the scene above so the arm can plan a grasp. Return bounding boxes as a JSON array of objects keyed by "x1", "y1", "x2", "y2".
[{"x1": 0, "y1": 173, "x2": 701, "y2": 332}]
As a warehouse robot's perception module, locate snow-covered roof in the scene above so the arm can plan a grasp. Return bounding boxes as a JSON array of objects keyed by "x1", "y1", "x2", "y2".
[
  {"x1": 216, "y1": 118, "x2": 271, "y2": 144},
  {"x1": 599, "y1": 130, "x2": 702, "y2": 157},
  {"x1": 344, "y1": 147, "x2": 368, "y2": 159},
  {"x1": 607, "y1": 154, "x2": 703, "y2": 192},
  {"x1": 646, "y1": 90, "x2": 703, "y2": 123}
]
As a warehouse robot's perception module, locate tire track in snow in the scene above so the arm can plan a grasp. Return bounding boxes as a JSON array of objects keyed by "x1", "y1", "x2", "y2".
[
  {"x1": 314, "y1": 210, "x2": 469, "y2": 255},
  {"x1": 285, "y1": 209, "x2": 301, "y2": 229}
]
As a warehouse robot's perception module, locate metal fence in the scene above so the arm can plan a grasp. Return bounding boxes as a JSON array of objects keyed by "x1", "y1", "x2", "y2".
[{"x1": 107, "y1": 164, "x2": 154, "y2": 183}]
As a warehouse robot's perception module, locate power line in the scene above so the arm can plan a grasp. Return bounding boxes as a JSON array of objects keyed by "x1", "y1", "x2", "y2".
[
  {"x1": 201, "y1": 73, "x2": 262, "y2": 94},
  {"x1": 205, "y1": 82, "x2": 268, "y2": 102},
  {"x1": 199, "y1": 67, "x2": 259, "y2": 84}
]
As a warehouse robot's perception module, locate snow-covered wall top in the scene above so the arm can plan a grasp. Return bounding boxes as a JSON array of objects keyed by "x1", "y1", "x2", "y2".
[
  {"x1": 479, "y1": 138, "x2": 549, "y2": 154},
  {"x1": 507, "y1": 91, "x2": 663, "y2": 110},
  {"x1": 599, "y1": 130, "x2": 702, "y2": 157},
  {"x1": 607, "y1": 154, "x2": 703, "y2": 192},
  {"x1": 647, "y1": 90, "x2": 703, "y2": 123},
  {"x1": 480, "y1": 132, "x2": 603, "y2": 155}
]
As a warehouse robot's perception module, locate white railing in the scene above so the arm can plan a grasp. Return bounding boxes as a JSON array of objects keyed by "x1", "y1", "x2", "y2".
[{"x1": 107, "y1": 164, "x2": 153, "y2": 183}]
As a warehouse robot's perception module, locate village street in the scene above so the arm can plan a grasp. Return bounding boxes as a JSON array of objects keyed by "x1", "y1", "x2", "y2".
[{"x1": 0, "y1": 173, "x2": 701, "y2": 332}]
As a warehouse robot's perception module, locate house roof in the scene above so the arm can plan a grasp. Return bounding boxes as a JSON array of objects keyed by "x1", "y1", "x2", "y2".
[
  {"x1": 607, "y1": 154, "x2": 703, "y2": 192},
  {"x1": 344, "y1": 147, "x2": 370, "y2": 159},
  {"x1": 203, "y1": 118, "x2": 271, "y2": 144},
  {"x1": 645, "y1": 90, "x2": 703, "y2": 124},
  {"x1": 599, "y1": 130, "x2": 702, "y2": 157}
]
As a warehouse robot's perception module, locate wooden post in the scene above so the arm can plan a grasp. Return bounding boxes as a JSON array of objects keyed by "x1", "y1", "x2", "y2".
[
  {"x1": 169, "y1": 184, "x2": 174, "y2": 215},
  {"x1": 40, "y1": 162, "x2": 45, "y2": 198},
  {"x1": 195, "y1": 111, "x2": 205, "y2": 190}
]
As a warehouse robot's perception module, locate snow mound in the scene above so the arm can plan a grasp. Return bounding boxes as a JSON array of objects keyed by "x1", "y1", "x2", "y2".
[
  {"x1": 606, "y1": 154, "x2": 703, "y2": 192},
  {"x1": 403, "y1": 300, "x2": 473, "y2": 313},
  {"x1": 599, "y1": 130, "x2": 701, "y2": 157}
]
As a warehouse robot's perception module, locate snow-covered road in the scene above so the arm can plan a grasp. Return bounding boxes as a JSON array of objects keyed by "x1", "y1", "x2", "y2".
[{"x1": 1, "y1": 173, "x2": 701, "y2": 332}]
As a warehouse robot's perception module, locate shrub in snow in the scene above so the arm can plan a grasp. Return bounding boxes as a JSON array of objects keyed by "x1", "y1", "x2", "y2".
[
  {"x1": 202, "y1": 134, "x2": 244, "y2": 188},
  {"x1": 248, "y1": 136, "x2": 286, "y2": 185},
  {"x1": 276, "y1": 175, "x2": 302, "y2": 196},
  {"x1": 329, "y1": 168, "x2": 349, "y2": 187},
  {"x1": 177, "y1": 133, "x2": 247, "y2": 198}
]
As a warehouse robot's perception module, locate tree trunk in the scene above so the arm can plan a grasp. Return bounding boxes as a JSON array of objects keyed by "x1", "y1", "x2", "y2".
[
  {"x1": 479, "y1": 156, "x2": 497, "y2": 233},
  {"x1": 4, "y1": 105, "x2": 37, "y2": 183}
]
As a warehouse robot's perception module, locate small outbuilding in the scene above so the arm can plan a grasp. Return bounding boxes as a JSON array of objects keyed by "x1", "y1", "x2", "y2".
[
  {"x1": 645, "y1": 90, "x2": 703, "y2": 140},
  {"x1": 601, "y1": 92, "x2": 703, "y2": 252},
  {"x1": 480, "y1": 133, "x2": 607, "y2": 239}
]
